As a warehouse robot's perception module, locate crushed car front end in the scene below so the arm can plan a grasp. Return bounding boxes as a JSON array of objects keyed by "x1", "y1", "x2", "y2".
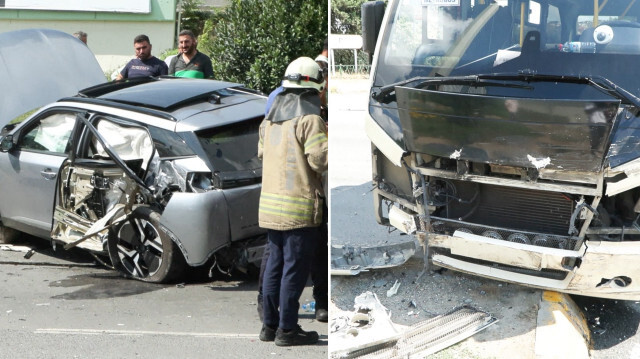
[
  {"x1": 47, "y1": 79, "x2": 267, "y2": 281},
  {"x1": 366, "y1": 0, "x2": 640, "y2": 300}
]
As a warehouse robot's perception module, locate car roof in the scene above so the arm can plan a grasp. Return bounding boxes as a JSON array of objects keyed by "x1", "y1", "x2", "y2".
[
  {"x1": 78, "y1": 77, "x2": 246, "y2": 110},
  {"x1": 66, "y1": 77, "x2": 267, "y2": 131}
]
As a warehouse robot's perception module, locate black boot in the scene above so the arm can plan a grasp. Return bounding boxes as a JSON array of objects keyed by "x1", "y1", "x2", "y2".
[
  {"x1": 259, "y1": 324, "x2": 276, "y2": 342},
  {"x1": 275, "y1": 325, "x2": 319, "y2": 346},
  {"x1": 315, "y1": 308, "x2": 328, "y2": 322}
]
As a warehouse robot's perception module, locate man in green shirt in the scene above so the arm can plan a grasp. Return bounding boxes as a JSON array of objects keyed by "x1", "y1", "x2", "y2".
[{"x1": 169, "y1": 30, "x2": 213, "y2": 79}]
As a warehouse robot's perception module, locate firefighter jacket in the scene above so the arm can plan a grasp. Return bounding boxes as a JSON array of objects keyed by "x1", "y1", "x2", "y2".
[{"x1": 258, "y1": 90, "x2": 328, "y2": 231}]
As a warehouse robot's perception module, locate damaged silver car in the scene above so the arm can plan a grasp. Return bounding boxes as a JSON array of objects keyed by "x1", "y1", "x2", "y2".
[
  {"x1": 0, "y1": 29, "x2": 266, "y2": 283},
  {"x1": 363, "y1": 0, "x2": 640, "y2": 300}
]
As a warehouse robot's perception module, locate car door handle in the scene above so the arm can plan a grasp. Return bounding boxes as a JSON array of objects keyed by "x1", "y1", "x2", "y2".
[{"x1": 40, "y1": 168, "x2": 57, "y2": 180}]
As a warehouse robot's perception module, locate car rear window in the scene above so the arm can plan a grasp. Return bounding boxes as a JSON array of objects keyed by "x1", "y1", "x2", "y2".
[{"x1": 196, "y1": 118, "x2": 261, "y2": 173}]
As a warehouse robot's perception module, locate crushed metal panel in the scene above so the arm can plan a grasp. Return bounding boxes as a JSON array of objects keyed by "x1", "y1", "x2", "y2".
[
  {"x1": 606, "y1": 157, "x2": 640, "y2": 196},
  {"x1": 331, "y1": 240, "x2": 416, "y2": 275},
  {"x1": 396, "y1": 86, "x2": 619, "y2": 172},
  {"x1": 330, "y1": 292, "x2": 497, "y2": 359},
  {"x1": 430, "y1": 231, "x2": 583, "y2": 271},
  {"x1": 388, "y1": 206, "x2": 416, "y2": 234}
]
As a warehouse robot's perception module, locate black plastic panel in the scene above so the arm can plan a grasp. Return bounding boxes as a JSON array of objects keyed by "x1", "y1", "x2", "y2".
[{"x1": 396, "y1": 87, "x2": 620, "y2": 172}]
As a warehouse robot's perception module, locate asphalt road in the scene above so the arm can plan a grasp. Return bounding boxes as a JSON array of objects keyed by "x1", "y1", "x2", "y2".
[
  {"x1": 329, "y1": 78, "x2": 640, "y2": 359},
  {"x1": 0, "y1": 235, "x2": 328, "y2": 359}
]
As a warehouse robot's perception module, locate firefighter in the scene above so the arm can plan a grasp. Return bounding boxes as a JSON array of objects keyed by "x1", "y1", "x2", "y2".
[{"x1": 258, "y1": 57, "x2": 328, "y2": 346}]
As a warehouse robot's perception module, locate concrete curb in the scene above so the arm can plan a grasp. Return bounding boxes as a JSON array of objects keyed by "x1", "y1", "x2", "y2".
[{"x1": 535, "y1": 291, "x2": 591, "y2": 359}]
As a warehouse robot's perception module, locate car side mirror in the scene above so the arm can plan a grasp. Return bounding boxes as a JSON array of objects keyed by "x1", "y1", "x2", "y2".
[{"x1": 0, "y1": 135, "x2": 14, "y2": 152}]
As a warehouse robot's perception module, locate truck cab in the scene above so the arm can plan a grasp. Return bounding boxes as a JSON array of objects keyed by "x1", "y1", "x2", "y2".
[{"x1": 364, "y1": 0, "x2": 640, "y2": 300}]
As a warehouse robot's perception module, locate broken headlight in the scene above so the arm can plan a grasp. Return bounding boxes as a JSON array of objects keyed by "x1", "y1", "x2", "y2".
[{"x1": 187, "y1": 172, "x2": 214, "y2": 192}]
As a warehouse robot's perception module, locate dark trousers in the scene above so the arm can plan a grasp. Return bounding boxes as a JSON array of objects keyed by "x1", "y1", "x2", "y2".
[
  {"x1": 262, "y1": 227, "x2": 318, "y2": 330},
  {"x1": 258, "y1": 223, "x2": 328, "y2": 312},
  {"x1": 311, "y1": 222, "x2": 328, "y2": 309}
]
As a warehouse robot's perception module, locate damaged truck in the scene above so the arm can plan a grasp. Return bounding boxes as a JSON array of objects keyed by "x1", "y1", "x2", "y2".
[
  {"x1": 0, "y1": 29, "x2": 266, "y2": 283},
  {"x1": 363, "y1": 0, "x2": 640, "y2": 300}
]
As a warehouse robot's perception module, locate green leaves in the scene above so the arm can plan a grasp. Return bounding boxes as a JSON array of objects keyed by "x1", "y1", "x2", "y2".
[{"x1": 208, "y1": 0, "x2": 328, "y2": 94}]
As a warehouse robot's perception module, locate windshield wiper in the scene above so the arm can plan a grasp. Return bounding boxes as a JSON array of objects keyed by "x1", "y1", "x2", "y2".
[
  {"x1": 491, "y1": 72, "x2": 640, "y2": 112},
  {"x1": 373, "y1": 73, "x2": 640, "y2": 113},
  {"x1": 372, "y1": 76, "x2": 430, "y2": 103},
  {"x1": 373, "y1": 74, "x2": 532, "y2": 103},
  {"x1": 590, "y1": 76, "x2": 640, "y2": 113}
]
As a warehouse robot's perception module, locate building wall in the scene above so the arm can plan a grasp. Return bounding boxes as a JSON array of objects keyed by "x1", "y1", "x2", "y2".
[{"x1": 0, "y1": 0, "x2": 176, "y2": 73}]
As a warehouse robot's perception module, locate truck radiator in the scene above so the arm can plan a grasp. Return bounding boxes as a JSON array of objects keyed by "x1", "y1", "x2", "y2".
[{"x1": 432, "y1": 181, "x2": 577, "y2": 247}]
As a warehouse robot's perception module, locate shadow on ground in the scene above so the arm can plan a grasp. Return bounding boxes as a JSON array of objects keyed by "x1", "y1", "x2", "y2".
[{"x1": 573, "y1": 295, "x2": 640, "y2": 350}]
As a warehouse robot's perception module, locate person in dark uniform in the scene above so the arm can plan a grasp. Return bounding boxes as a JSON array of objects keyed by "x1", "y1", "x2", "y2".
[{"x1": 258, "y1": 57, "x2": 328, "y2": 346}]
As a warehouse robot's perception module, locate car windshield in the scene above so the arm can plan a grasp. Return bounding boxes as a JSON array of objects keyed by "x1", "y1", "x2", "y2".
[
  {"x1": 196, "y1": 118, "x2": 262, "y2": 173},
  {"x1": 374, "y1": 0, "x2": 640, "y2": 97}
]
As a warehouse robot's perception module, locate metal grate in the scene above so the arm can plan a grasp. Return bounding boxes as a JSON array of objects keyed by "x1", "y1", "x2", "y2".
[
  {"x1": 431, "y1": 217, "x2": 579, "y2": 250},
  {"x1": 442, "y1": 182, "x2": 574, "y2": 236},
  {"x1": 342, "y1": 306, "x2": 497, "y2": 359}
]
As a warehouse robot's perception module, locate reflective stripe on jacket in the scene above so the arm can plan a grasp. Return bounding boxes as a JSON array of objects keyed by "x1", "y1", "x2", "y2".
[{"x1": 258, "y1": 114, "x2": 328, "y2": 230}]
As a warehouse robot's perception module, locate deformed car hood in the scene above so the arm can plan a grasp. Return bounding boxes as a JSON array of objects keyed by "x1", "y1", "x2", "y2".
[
  {"x1": 0, "y1": 28, "x2": 105, "y2": 127},
  {"x1": 396, "y1": 86, "x2": 620, "y2": 172}
]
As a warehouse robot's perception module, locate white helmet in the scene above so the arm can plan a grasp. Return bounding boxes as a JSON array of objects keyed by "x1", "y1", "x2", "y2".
[{"x1": 282, "y1": 56, "x2": 324, "y2": 91}]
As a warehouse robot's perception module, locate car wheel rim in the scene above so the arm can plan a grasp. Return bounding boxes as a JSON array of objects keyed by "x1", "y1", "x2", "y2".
[{"x1": 116, "y1": 216, "x2": 164, "y2": 278}]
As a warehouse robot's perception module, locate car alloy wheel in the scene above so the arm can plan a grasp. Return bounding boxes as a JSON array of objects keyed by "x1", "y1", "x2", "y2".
[{"x1": 108, "y1": 206, "x2": 184, "y2": 283}]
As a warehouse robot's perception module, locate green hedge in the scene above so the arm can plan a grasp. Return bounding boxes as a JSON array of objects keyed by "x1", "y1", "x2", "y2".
[{"x1": 206, "y1": 0, "x2": 328, "y2": 94}]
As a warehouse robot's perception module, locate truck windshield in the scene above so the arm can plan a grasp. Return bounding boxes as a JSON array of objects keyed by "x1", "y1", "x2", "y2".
[{"x1": 374, "y1": 0, "x2": 640, "y2": 97}]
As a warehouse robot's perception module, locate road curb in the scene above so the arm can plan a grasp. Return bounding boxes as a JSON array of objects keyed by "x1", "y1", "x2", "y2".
[{"x1": 535, "y1": 291, "x2": 591, "y2": 359}]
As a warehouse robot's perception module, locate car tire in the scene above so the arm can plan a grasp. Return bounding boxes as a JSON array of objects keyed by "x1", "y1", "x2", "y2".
[{"x1": 107, "y1": 207, "x2": 185, "y2": 283}]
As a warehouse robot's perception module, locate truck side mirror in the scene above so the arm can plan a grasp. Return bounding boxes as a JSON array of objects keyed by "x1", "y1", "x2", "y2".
[
  {"x1": 0, "y1": 134, "x2": 14, "y2": 152},
  {"x1": 361, "y1": 1, "x2": 385, "y2": 56}
]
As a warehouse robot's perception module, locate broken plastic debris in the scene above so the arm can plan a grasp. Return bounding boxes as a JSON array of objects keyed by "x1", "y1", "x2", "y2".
[
  {"x1": 526, "y1": 154, "x2": 551, "y2": 169},
  {"x1": 330, "y1": 292, "x2": 498, "y2": 359},
  {"x1": 351, "y1": 312, "x2": 372, "y2": 326},
  {"x1": 331, "y1": 241, "x2": 416, "y2": 275},
  {"x1": 386, "y1": 280, "x2": 400, "y2": 297},
  {"x1": 332, "y1": 266, "x2": 369, "y2": 276},
  {"x1": 330, "y1": 292, "x2": 403, "y2": 355}
]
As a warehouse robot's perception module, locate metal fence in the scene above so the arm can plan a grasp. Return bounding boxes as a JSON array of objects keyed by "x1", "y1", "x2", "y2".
[{"x1": 331, "y1": 64, "x2": 371, "y2": 78}]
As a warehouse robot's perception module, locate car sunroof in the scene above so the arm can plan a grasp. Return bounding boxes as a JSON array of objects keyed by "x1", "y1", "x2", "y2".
[{"x1": 96, "y1": 78, "x2": 242, "y2": 110}]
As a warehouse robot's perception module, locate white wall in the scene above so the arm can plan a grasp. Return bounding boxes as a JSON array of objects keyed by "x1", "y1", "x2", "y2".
[{"x1": 0, "y1": 20, "x2": 175, "y2": 74}]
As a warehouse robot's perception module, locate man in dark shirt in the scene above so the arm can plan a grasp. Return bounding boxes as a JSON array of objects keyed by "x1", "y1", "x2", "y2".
[
  {"x1": 169, "y1": 30, "x2": 213, "y2": 79},
  {"x1": 116, "y1": 34, "x2": 168, "y2": 80}
]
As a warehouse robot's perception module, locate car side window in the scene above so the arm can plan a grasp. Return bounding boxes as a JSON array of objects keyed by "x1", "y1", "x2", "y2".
[{"x1": 20, "y1": 112, "x2": 76, "y2": 154}]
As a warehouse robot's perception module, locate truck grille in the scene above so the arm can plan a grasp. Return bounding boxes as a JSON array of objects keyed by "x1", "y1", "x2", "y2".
[{"x1": 439, "y1": 182, "x2": 574, "y2": 236}]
